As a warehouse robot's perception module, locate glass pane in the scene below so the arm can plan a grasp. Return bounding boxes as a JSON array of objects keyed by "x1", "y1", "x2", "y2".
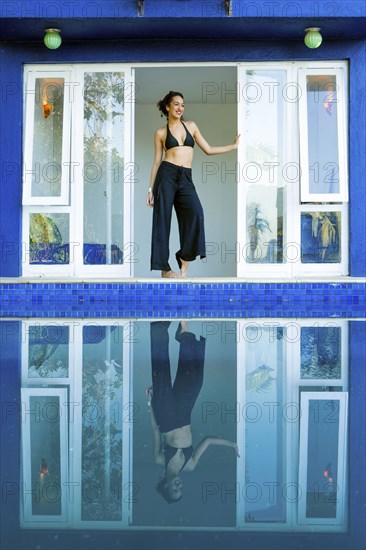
[
  {"x1": 29, "y1": 213, "x2": 69, "y2": 264},
  {"x1": 83, "y1": 72, "x2": 124, "y2": 265},
  {"x1": 82, "y1": 325, "x2": 123, "y2": 520},
  {"x1": 306, "y1": 75, "x2": 340, "y2": 195},
  {"x1": 31, "y1": 78, "x2": 64, "y2": 197},
  {"x1": 301, "y1": 211, "x2": 341, "y2": 263},
  {"x1": 301, "y1": 326, "x2": 341, "y2": 379},
  {"x1": 306, "y1": 399, "x2": 340, "y2": 518},
  {"x1": 244, "y1": 70, "x2": 286, "y2": 263},
  {"x1": 244, "y1": 326, "x2": 286, "y2": 523},
  {"x1": 28, "y1": 325, "x2": 69, "y2": 378},
  {"x1": 29, "y1": 395, "x2": 62, "y2": 515}
]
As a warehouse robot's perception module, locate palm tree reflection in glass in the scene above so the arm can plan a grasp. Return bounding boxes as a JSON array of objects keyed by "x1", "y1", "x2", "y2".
[{"x1": 248, "y1": 203, "x2": 272, "y2": 262}]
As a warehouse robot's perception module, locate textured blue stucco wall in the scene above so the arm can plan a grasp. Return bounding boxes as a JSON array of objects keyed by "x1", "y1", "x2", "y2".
[
  {"x1": 1, "y1": 0, "x2": 366, "y2": 22},
  {"x1": 0, "y1": 56, "x2": 22, "y2": 277}
]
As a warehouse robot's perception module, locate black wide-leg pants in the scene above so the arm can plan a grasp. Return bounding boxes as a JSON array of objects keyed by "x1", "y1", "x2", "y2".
[
  {"x1": 150, "y1": 321, "x2": 206, "y2": 433},
  {"x1": 150, "y1": 161, "x2": 206, "y2": 271}
]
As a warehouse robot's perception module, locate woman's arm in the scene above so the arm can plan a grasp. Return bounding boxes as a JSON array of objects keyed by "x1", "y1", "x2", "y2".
[
  {"x1": 146, "y1": 129, "x2": 164, "y2": 208},
  {"x1": 148, "y1": 402, "x2": 165, "y2": 465},
  {"x1": 184, "y1": 437, "x2": 239, "y2": 471},
  {"x1": 191, "y1": 122, "x2": 240, "y2": 156}
]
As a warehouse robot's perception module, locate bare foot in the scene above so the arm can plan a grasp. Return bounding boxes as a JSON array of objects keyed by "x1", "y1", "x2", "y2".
[
  {"x1": 162, "y1": 270, "x2": 181, "y2": 278},
  {"x1": 179, "y1": 320, "x2": 189, "y2": 333},
  {"x1": 180, "y1": 260, "x2": 189, "y2": 278},
  {"x1": 176, "y1": 254, "x2": 189, "y2": 278}
]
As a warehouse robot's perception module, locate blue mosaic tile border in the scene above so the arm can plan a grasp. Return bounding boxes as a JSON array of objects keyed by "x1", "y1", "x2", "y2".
[{"x1": 1, "y1": 282, "x2": 365, "y2": 318}]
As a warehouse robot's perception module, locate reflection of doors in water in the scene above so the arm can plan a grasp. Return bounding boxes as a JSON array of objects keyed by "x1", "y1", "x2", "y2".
[
  {"x1": 81, "y1": 325, "x2": 124, "y2": 521},
  {"x1": 242, "y1": 325, "x2": 285, "y2": 523},
  {"x1": 18, "y1": 319, "x2": 349, "y2": 531}
]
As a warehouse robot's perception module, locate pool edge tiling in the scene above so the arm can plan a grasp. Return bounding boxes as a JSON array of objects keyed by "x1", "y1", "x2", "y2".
[{"x1": 0, "y1": 280, "x2": 365, "y2": 318}]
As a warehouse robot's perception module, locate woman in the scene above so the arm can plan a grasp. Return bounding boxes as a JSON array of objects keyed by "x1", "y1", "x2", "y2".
[
  {"x1": 148, "y1": 320, "x2": 239, "y2": 503},
  {"x1": 147, "y1": 91, "x2": 240, "y2": 278}
]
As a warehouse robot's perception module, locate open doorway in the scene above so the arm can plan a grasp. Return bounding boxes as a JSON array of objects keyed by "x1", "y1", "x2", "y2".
[{"x1": 134, "y1": 65, "x2": 238, "y2": 278}]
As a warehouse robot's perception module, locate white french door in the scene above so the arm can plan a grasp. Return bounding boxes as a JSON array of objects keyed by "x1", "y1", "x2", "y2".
[
  {"x1": 22, "y1": 64, "x2": 134, "y2": 277},
  {"x1": 236, "y1": 62, "x2": 348, "y2": 278},
  {"x1": 20, "y1": 320, "x2": 134, "y2": 528},
  {"x1": 236, "y1": 319, "x2": 349, "y2": 532},
  {"x1": 22, "y1": 61, "x2": 348, "y2": 278}
]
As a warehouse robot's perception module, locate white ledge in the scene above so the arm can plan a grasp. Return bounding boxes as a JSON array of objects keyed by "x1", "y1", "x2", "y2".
[{"x1": 1, "y1": 277, "x2": 365, "y2": 284}]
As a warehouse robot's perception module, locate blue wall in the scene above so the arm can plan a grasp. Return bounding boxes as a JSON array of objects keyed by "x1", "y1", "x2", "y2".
[
  {"x1": 1, "y1": 38, "x2": 365, "y2": 277},
  {"x1": 1, "y1": 1, "x2": 366, "y2": 28}
]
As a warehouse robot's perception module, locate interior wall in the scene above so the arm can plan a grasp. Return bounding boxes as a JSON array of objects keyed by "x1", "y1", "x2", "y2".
[{"x1": 134, "y1": 90, "x2": 237, "y2": 278}]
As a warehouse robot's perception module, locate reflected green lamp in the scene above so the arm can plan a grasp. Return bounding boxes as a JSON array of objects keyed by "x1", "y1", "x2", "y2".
[
  {"x1": 44, "y1": 28, "x2": 62, "y2": 50},
  {"x1": 304, "y1": 27, "x2": 322, "y2": 49}
]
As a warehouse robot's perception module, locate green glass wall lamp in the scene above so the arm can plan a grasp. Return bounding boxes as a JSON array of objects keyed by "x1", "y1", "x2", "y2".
[
  {"x1": 304, "y1": 27, "x2": 323, "y2": 49},
  {"x1": 44, "y1": 28, "x2": 62, "y2": 49}
]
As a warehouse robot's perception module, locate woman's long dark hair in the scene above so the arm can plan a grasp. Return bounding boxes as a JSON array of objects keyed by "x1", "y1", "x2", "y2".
[
  {"x1": 155, "y1": 476, "x2": 182, "y2": 504},
  {"x1": 157, "y1": 91, "x2": 184, "y2": 118}
]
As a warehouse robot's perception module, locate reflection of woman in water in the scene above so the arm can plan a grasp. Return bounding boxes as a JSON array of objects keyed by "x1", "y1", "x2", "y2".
[{"x1": 147, "y1": 321, "x2": 239, "y2": 503}]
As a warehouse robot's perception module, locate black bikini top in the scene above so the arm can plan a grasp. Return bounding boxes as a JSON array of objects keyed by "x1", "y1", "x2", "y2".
[
  {"x1": 165, "y1": 121, "x2": 195, "y2": 150},
  {"x1": 164, "y1": 444, "x2": 194, "y2": 471}
]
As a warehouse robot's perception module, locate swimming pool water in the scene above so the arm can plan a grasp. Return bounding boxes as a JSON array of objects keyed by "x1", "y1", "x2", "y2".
[{"x1": 1, "y1": 317, "x2": 365, "y2": 550}]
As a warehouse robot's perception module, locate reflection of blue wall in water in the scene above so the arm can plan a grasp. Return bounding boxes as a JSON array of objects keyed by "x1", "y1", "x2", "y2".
[{"x1": 0, "y1": 322, "x2": 21, "y2": 549}]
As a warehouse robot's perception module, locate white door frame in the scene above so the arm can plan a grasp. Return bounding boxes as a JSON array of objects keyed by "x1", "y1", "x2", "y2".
[{"x1": 22, "y1": 61, "x2": 348, "y2": 278}]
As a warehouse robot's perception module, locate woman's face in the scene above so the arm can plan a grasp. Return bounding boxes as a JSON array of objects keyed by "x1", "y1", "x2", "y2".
[
  {"x1": 166, "y1": 475, "x2": 183, "y2": 500},
  {"x1": 166, "y1": 96, "x2": 185, "y2": 119}
]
